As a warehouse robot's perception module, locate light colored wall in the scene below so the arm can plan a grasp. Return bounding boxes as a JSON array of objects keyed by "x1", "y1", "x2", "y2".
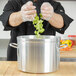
[
  {"x1": 0, "y1": 0, "x2": 10, "y2": 39},
  {"x1": 56, "y1": 1, "x2": 76, "y2": 36},
  {"x1": 0, "y1": 0, "x2": 76, "y2": 39}
]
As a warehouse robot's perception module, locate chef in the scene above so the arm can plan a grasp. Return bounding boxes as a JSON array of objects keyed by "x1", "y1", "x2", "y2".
[{"x1": 0, "y1": 0, "x2": 73, "y2": 61}]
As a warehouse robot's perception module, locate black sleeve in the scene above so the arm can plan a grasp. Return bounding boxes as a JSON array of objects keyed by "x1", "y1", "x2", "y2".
[
  {"x1": 0, "y1": 0, "x2": 19, "y2": 31},
  {"x1": 51, "y1": 1, "x2": 73, "y2": 34}
]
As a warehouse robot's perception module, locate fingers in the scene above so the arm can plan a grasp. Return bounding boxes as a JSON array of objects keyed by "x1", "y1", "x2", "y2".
[
  {"x1": 21, "y1": 1, "x2": 37, "y2": 22},
  {"x1": 26, "y1": 10, "x2": 37, "y2": 15},
  {"x1": 42, "y1": 14, "x2": 51, "y2": 18},
  {"x1": 41, "y1": 2, "x2": 51, "y2": 8},
  {"x1": 41, "y1": 4, "x2": 53, "y2": 11},
  {"x1": 41, "y1": 7, "x2": 51, "y2": 10},
  {"x1": 21, "y1": 10, "x2": 36, "y2": 22},
  {"x1": 22, "y1": 5, "x2": 36, "y2": 11},
  {"x1": 40, "y1": 2, "x2": 54, "y2": 21},
  {"x1": 26, "y1": 1, "x2": 33, "y2": 6},
  {"x1": 41, "y1": 2, "x2": 53, "y2": 15},
  {"x1": 41, "y1": 7, "x2": 53, "y2": 11},
  {"x1": 26, "y1": 6, "x2": 36, "y2": 10},
  {"x1": 22, "y1": 1, "x2": 36, "y2": 11},
  {"x1": 25, "y1": 15, "x2": 36, "y2": 21},
  {"x1": 22, "y1": 10, "x2": 36, "y2": 16},
  {"x1": 41, "y1": 10, "x2": 52, "y2": 14},
  {"x1": 41, "y1": 2, "x2": 53, "y2": 10}
]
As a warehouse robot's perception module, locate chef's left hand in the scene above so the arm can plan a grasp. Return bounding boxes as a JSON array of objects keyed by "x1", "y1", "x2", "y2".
[{"x1": 41, "y1": 2, "x2": 54, "y2": 21}]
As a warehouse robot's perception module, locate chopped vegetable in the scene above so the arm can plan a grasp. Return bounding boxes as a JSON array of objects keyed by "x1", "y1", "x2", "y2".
[
  {"x1": 60, "y1": 46, "x2": 72, "y2": 51},
  {"x1": 62, "y1": 40, "x2": 72, "y2": 47},
  {"x1": 60, "y1": 39, "x2": 73, "y2": 51},
  {"x1": 33, "y1": 13, "x2": 45, "y2": 38}
]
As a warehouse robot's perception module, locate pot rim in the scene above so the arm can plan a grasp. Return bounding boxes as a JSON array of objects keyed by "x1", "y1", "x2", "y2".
[{"x1": 17, "y1": 35, "x2": 60, "y2": 40}]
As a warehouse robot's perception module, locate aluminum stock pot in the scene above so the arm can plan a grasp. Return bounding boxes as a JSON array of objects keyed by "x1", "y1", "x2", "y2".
[{"x1": 10, "y1": 35, "x2": 65, "y2": 73}]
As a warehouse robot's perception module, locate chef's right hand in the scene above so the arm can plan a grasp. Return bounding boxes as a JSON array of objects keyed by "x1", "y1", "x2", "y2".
[{"x1": 20, "y1": 1, "x2": 36, "y2": 22}]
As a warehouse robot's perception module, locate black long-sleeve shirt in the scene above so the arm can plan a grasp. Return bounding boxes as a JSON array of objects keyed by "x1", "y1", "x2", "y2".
[
  {"x1": 0, "y1": 0, "x2": 73, "y2": 61},
  {"x1": 0, "y1": 0, "x2": 73, "y2": 43}
]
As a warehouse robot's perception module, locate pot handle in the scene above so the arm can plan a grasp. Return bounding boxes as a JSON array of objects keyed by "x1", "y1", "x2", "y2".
[
  {"x1": 60, "y1": 44, "x2": 68, "y2": 49},
  {"x1": 9, "y1": 43, "x2": 17, "y2": 48}
]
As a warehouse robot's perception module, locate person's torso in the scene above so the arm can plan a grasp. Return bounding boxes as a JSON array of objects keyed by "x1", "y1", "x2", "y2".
[{"x1": 10, "y1": 0, "x2": 56, "y2": 43}]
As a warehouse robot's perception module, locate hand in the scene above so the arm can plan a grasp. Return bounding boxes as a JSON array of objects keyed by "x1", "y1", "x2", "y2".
[
  {"x1": 20, "y1": 1, "x2": 37, "y2": 22},
  {"x1": 41, "y1": 2, "x2": 54, "y2": 21}
]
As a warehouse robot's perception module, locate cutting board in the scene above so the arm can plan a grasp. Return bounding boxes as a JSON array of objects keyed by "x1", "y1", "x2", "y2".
[{"x1": 0, "y1": 61, "x2": 76, "y2": 76}]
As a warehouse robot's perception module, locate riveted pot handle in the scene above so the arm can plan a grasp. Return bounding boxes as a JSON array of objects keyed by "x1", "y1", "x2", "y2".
[{"x1": 9, "y1": 43, "x2": 17, "y2": 48}]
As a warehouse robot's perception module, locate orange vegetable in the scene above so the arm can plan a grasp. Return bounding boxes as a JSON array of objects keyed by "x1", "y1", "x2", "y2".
[
  {"x1": 60, "y1": 46, "x2": 72, "y2": 51},
  {"x1": 60, "y1": 39, "x2": 73, "y2": 51}
]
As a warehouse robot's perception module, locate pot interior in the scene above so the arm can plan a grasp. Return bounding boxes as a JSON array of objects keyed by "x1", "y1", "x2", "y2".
[{"x1": 17, "y1": 35, "x2": 60, "y2": 40}]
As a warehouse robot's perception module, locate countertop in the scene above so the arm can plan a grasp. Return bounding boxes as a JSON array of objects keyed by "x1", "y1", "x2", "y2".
[
  {"x1": 0, "y1": 61, "x2": 76, "y2": 76},
  {"x1": 60, "y1": 48, "x2": 76, "y2": 58}
]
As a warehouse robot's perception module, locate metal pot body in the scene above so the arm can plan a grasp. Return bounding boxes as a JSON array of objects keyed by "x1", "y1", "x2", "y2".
[{"x1": 17, "y1": 35, "x2": 60, "y2": 73}]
